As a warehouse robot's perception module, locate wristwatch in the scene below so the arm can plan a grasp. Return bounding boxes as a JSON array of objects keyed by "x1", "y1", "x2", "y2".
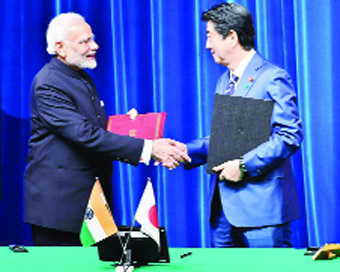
[{"x1": 239, "y1": 158, "x2": 248, "y2": 174}]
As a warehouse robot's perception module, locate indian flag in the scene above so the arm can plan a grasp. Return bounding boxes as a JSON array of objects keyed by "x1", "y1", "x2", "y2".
[{"x1": 80, "y1": 178, "x2": 118, "y2": 247}]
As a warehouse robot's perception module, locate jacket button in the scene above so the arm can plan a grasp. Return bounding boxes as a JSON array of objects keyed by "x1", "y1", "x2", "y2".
[{"x1": 237, "y1": 127, "x2": 244, "y2": 134}]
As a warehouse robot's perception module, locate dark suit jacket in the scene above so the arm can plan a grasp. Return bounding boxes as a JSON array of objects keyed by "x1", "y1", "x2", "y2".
[
  {"x1": 24, "y1": 57, "x2": 144, "y2": 233},
  {"x1": 186, "y1": 53, "x2": 303, "y2": 227}
]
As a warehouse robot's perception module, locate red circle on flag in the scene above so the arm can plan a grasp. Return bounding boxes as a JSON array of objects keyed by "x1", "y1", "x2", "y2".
[{"x1": 148, "y1": 204, "x2": 159, "y2": 228}]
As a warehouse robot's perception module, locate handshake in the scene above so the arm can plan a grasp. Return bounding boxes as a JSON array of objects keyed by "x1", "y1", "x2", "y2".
[{"x1": 151, "y1": 138, "x2": 191, "y2": 170}]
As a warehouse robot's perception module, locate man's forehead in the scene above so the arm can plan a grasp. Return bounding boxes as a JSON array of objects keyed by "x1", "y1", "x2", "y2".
[{"x1": 66, "y1": 22, "x2": 93, "y2": 40}]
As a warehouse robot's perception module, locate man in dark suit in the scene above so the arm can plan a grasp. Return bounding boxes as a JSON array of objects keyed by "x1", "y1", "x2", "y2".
[
  {"x1": 24, "y1": 12, "x2": 190, "y2": 246},
  {"x1": 184, "y1": 3, "x2": 303, "y2": 247}
]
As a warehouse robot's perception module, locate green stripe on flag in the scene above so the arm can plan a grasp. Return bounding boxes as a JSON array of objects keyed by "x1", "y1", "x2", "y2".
[{"x1": 80, "y1": 221, "x2": 96, "y2": 247}]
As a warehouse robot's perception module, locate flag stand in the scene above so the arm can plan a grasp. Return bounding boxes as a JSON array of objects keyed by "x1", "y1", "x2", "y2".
[
  {"x1": 115, "y1": 260, "x2": 134, "y2": 272},
  {"x1": 116, "y1": 218, "x2": 137, "y2": 272},
  {"x1": 115, "y1": 178, "x2": 160, "y2": 271}
]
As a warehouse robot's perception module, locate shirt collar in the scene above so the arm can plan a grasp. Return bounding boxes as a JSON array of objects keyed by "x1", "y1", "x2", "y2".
[{"x1": 232, "y1": 49, "x2": 256, "y2": 79}]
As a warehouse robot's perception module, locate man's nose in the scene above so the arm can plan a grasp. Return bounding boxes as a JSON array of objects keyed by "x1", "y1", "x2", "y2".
[
  {"x1": 91, "y1": 40, "x2": 99, "y2": 51},
  {"x1": 206, "y1": 39, "x2": 211, "y2": 49}
]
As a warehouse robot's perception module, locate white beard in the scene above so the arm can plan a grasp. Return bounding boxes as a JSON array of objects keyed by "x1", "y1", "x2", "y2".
[{"x1": 66, "y1": 53, "x2": 97, "y2": 70}]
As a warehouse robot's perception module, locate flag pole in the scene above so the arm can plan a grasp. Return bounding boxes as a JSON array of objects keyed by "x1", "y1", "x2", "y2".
[
  {"x1": 116, "y1": 217, "x2": 136, "y2": 272},
  {"x1": 120, "y1": 176, "x2": 152, "y2": 255},
  {"x1": 117, "y1": 177, "x2": 152, "y2": 271},
  {"x1": 118, "y1": 216, "x2": 137, "y2": 266}
]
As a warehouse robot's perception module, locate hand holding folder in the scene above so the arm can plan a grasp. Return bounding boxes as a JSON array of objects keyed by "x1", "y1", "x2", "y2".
[{"x1": 207, "y1": 94, "x2": 274, "y2": 174}]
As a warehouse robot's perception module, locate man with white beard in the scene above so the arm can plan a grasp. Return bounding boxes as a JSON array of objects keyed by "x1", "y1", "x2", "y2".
[{"x1": 24, "y1": 13, "x2": 190, "y2": 246}]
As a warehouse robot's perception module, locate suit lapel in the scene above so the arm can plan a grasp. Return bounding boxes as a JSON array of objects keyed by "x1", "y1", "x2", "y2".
[{"x1": 235, "y1": 53, "x2": 266, "y2": 97}]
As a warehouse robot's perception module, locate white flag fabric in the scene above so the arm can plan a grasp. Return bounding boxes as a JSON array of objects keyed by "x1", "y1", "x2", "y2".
[{"x1": 135, "y1": 181, "x2": 160, "y2": 247}]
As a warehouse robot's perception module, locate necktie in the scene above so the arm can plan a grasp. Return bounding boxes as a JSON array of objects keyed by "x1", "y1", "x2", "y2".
[{"x1": 225, "y1": 73, "x2": 239, "y2": 95}]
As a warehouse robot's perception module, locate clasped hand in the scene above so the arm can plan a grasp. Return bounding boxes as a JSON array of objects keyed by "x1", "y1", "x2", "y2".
[{"x1": 152, "y1": 138, "x2": 191, "y2": 170}]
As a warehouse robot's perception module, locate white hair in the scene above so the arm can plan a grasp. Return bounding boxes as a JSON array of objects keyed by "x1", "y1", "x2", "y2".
[{"x1": 46, "y1": 12, "x2": 86, "y2": 55}]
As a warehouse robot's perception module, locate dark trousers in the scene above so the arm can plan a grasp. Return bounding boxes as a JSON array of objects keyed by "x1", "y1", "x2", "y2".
[{"x1": 31, "y1": 225, "x2": 81, "y2": 246}]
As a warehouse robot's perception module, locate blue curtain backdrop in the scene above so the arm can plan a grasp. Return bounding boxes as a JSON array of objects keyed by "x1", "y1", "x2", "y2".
[{"x1": 0, "y1": 0, "x2": 339, "y2": 248}]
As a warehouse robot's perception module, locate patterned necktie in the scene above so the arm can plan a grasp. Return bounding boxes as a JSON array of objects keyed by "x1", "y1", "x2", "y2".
[{"x1": 225, "y1": 73, "x2": 239, "y2": 95}]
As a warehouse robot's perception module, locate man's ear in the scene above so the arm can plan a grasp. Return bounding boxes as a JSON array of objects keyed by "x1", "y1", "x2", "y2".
[
  {"x1": 55, "y1": 41, "x2": 66, "y2": 58},
  {"x1": 228, "y1": 30, "x2": 239, "y2": 45},
  {"x1": 228, "y1": 30, "x2": 239, "y2": 46}
]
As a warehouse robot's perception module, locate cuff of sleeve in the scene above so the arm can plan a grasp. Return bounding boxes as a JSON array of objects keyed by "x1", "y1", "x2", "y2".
[{"x1": 140, "y1": 139, "x2": 152, "y2": 165}]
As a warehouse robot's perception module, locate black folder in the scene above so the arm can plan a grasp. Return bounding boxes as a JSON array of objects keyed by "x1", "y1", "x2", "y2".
[{"x1": 207, "y1": 94, "x2": 274, "y2": 174}]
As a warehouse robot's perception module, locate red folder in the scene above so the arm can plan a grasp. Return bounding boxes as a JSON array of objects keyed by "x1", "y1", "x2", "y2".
[{"x1": 107, "y1": 112, "x2": 167, "y2": 140}]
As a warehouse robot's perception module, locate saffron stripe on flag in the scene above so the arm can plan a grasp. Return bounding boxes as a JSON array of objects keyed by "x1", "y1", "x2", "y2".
[{"x1": 89, "y1": 181, "x2": 118, "y2": 237}]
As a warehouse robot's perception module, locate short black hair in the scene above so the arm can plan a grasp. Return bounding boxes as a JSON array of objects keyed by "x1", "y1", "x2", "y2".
[{"x1": 202, "y1": 2, "x2": 255, "y2": 50}]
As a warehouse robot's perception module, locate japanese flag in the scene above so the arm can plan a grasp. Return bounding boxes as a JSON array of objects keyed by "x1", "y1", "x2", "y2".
[{"x1": 135, "y1": 181, "x2": 160, "y2": 247}]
